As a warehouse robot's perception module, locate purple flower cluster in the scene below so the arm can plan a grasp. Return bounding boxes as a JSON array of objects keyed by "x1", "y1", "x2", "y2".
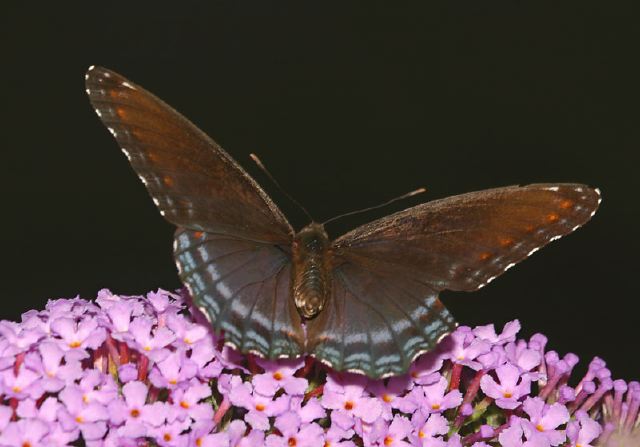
[{"x1": 0, "y1": 289, "x2": 637, "y2": 447}]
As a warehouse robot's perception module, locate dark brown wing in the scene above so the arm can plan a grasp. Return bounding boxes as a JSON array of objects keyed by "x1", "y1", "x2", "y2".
[
  {"x1": 333, "y1": 184, "x2": 600, "y2": 291},
  {"x1": 307, "y1": 184, "x2": 599, "y2": 377},
  {"x1": 175, "y1": 229, "x2": 304, "y2": 358},
  {"x1": 85, "y1": 66, "x2": 293, "y2": 244},
  {"x1": 86, "y1": 66, "x2": 303, "y2": 358}
]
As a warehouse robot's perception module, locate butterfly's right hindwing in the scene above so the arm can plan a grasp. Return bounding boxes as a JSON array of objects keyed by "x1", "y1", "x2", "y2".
[{"x1": 306, "y1": 262, "x2": 456, "y2": 378}]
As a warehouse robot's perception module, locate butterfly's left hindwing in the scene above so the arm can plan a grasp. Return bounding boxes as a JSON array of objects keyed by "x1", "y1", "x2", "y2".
[{"x1": 175, "y1": 229, "x2": 304, "y2": 358}]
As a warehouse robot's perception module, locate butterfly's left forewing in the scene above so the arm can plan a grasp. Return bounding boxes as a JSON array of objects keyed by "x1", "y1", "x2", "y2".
[
  {"x1": 86, "y1": 67, "x2": 304, "y2": 359},
  {"x1": 307, "y1": 183, "x2": 600, "y2": 378}
]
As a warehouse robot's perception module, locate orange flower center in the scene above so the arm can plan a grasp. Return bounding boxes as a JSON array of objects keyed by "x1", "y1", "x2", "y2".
[
  {"x1": 344, "y1": 401, "x2": 354, "y2": 410},
  {"x1": 255, "y1": 403, "x2": 265, "y2": 411},
  {"x1": 384, "y1": 436, "x2": 394, "y2": 446},
  {"x1": 130, "y1": 408, "x2": 140, "y2": 418},
  {"x1": 419, "y1": 430, "x2": 425, "y2": 439},
  {"x1": 273, "y1": 371, "x2": 283, "y2": 381},
  {"x1": 382, "y1": 393, "x2": 393, "y2": 403},
  {"x1": 164, "y1": 433, "x2": 172, "y2": 441},
  {"x1": 431, "y1": 403, "x2": 441, "y2": 410},
  {"x1": 196, "y1": 439, "x2": 203, "y2": 447},
  {"x1": 22, "y1": 443, "x2": 32, "y2": 447},
  {"x1": 69, "y1": 341, "x2": 81, "y2": 348},
  {"x1": 536, "y1": 424, "x2": 545, "y2": 432},
  {"x1": 503, "y1": 392, "x2": 513, "y2": 398},
  {"x1": 75, "y1": 415, "x2": 84, "y2": 423},
  {"x1": 180, "y1": 401, "x2": 190, "y2": 409},
  {"x1": 288, "y1": 437, "x2": 297, "y2": 446}
]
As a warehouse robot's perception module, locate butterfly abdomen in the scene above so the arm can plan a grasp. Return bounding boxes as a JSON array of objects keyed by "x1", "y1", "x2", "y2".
[{"x1": 292, "y1": 223, "x2": 332, "y2": 320}]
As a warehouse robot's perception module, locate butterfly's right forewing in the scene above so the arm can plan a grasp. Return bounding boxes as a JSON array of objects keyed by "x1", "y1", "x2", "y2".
[{"x1": 308, "y1": 183, "x2": 600, "y2": 378}]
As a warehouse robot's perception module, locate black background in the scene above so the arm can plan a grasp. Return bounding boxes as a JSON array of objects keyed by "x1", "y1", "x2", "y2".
[{"x1": 2, "y1": 2, "x2": 638, "y2": 378}]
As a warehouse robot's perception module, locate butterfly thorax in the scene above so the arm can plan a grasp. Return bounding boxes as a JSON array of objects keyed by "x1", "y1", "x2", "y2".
[{"x1": 292, "y1": 222, "x2": 332, "y2": 320}]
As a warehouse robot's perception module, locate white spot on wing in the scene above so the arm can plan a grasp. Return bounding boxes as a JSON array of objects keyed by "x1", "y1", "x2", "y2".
[
  {"x1": 107, "y1": 127, "x2": 118, "y2": 137},
  {"x1": 544, "y1": 186, "x2": 560, "y2": 192},
  {"x1": 197, "y1": 306, "x2": 212, "y2": 323},
  {"x1": 205, "y1": 263, "x2": 220, "y2": 281},
  {"x1": 121, "y1": 81, "x2": 136, "y2": 90},
  {"x1": 527, "y1": 247, "x2": 540, "y2": 256},
  {"x1": 216, "y1": 282, "x2": 232, "y2": 299}
]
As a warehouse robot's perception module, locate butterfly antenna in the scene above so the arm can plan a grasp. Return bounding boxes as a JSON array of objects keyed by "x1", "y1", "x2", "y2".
[
  {"x1": 322, "y1": 187, "x2": 427, "y2": 225},
  {"x1": 249, "y1": 153, "x2": 314, "y2": 222}
]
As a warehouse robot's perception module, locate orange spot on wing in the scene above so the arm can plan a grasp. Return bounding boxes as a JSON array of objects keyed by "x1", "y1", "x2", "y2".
[
  {"x1": 524, "y1": 224, "x2": 536, "y2": 233},
  {"x1": 193, "y1": 231, "x2": 204, "y2": 238},
  {"x1": 116, "y1": 107, "x2": 127, "y2": 119},
  {"x1": 163, "y1": 176, "x2": 174, "y2": 187},
  {"x1": 479, "y1": 252, "x2": 492, "y2": 261},
  {"x1": 499, "y1": 237, "x2": 514, "y2": 247},
  {"x1": 560, "y1": 199, "x2": 573, "y2": 209},
  {"x1": 547, "y1": 213, "x2": 560, "y2": 222}
]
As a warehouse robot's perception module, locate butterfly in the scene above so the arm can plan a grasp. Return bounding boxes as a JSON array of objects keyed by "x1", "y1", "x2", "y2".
[{"x1": 85, "y1": 66, "x2": 601, "y2": 378}]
